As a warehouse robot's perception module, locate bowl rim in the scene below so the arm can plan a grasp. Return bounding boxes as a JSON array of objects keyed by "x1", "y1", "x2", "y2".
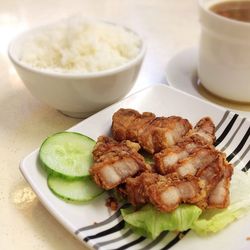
[{"x1": 8, "y1": 19, "x2": 146, "y2": 79}]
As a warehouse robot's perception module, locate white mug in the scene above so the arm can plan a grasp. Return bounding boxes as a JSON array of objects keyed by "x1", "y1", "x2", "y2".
[{"x1": 198, "y1": 0, "x2": 250, "y2": 103}]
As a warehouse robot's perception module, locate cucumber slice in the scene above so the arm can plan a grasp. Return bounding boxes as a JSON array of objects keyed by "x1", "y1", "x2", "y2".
[
  {"x1": 39, "y1": 132, "x2": 95, "y2": 178},
  {"x1": 48, "y1": 175, "x2": 104, "y2": 202}
]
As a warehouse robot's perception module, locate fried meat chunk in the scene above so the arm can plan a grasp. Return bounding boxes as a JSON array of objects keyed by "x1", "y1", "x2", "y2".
[
  {"x1": 154, "y1": 146, "x2": 190, "y2": 175},
  {"x1": 196, "y1": 154, "x2": 224, "y2": 192},
  {"x1": 138, "y1": 116, "x2": 192, "y2": 154},
  {"x1": 154, "y1": 117, "x2": 216, "y2": 175},
  {"x1": 124, "y1": 172, "x2": 207, "y2": 211},
  {"x1": 112, "y1": 109, "x2": 156, "y2": 142},
  {"x1": 155, "y1": 146, "x2": 219, "y2": 177},
  {"x1": 175, "y1": 147, "x2": 219, "y2": 177},
  {"x1": 186, "y1": 117, "x2": 216, "y2": 145},
  {"x1": 92, "y1": 136, "x2": 141, "y2": 162},
  {"x1": 90, "y1": 136, "x2": 151, "y2": 190},
  {"x1": 112, "y1": 109, "x2": 192, "y2": 154},
  {"x1": 154, "y1": 139, "x2": 204, "y2": 175},
  {"x1": 147, "y1": 173, "x2": 207, "y2": 212},
  {"x1": 125, "y1": 173, "x2": 161, "y2": 206},
  {"x1": 208, "y1": 157, "x2": 233, "y2": 209}
]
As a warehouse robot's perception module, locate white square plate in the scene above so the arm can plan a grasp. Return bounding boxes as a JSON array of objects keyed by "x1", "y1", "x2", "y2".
[{"x1": 20, "y1": 84, "x2": 250, "y2": 250}]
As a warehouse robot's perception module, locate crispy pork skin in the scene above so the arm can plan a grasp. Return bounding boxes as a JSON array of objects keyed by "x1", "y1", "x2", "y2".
[{"x1": 112, "y1": 109, "x2": 192, "y2": 154}]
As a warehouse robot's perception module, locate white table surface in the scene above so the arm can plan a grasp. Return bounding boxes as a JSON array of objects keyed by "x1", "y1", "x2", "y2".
[{"x1": 1, "y1": 0, "x2": 249, "y2": 249}]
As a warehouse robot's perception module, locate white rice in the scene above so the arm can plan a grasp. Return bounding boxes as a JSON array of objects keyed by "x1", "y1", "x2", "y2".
[{"x1": 19, "y1": 17, "x2": 142, "y2": 73}]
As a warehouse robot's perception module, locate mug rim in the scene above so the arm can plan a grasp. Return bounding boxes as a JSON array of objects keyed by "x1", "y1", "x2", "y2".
[{"x1": 198, "y1": 0, "x2": 250, "y2": 27}]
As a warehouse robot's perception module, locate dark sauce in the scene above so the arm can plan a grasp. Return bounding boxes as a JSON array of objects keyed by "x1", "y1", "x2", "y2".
[{"x1": 210, "y1": 1, "x2": 250, "y2": 22}]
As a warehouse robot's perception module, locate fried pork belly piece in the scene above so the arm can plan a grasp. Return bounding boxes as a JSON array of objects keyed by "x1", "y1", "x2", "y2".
[
  {"x1": 154, "y1": 117, "x2": 216, "y2": 175},
  {"x1": 112, "y1": 109, "x2": 192, "y2": 154},
  {"x1": 186, "y1": 117, "x2": 216, "y2": 145},
  {"x1": 90, "y1": 136, "x2": 151, "y2": 190},
  {"x1": 125, "y1": 173, "x2": 161, "y2": 206},
  {"x1": 123, "y1": 155, "x2": 232, "y2": 211},
  {"x1": 154, "y1": 139, "x2": 204, "y2": 175},
  {"x1": 148, "y1": 173, "x2": 207, "y2": 212},
  {"x1": 112, "y1": 109, "x2": 156, "y2": 142},
  {"x1": 92, "y1": 136, "x2": 141, "y2": 162},
  {"x1": 155, "y1": 146, "x2": 219, "y2": 177},
  {"x1": 208, "y1": 157, "x2": 233, "y2": 209},
  {"x1": 175, "y1": 147, "x2": 219, "y2": 177},
  {"x1": 196, "y1": 154, "x2": 224, "y2": 192},
  {"x1": 154, "y1": 146, "x2": 190, "y2": 175},
  {"x1": 138, "y1": 116, "x2": 192, "y2": 154}
]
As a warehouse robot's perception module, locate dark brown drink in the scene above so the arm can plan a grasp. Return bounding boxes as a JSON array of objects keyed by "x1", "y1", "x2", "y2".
[{"x1": 210, "y1": 1, "x2": 250, "y2": 22}]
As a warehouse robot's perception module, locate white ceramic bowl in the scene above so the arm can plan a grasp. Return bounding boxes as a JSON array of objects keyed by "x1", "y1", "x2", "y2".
[{"x1": 8, "y1": 21, "x2": 146, "y2": 118}]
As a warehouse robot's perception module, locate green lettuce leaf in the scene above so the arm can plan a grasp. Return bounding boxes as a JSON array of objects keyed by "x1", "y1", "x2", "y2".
[
  {"x1": 191, "y1": 169, "x2": 250, "y2": 235},
  {"x1": 121, "y1": 204, "x2": 202, "y2": 239}
]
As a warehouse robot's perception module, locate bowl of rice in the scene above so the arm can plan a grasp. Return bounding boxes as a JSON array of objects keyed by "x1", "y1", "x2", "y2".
[{"x1": 8, "y1": 17, "x2": 145, "y2": 118}]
